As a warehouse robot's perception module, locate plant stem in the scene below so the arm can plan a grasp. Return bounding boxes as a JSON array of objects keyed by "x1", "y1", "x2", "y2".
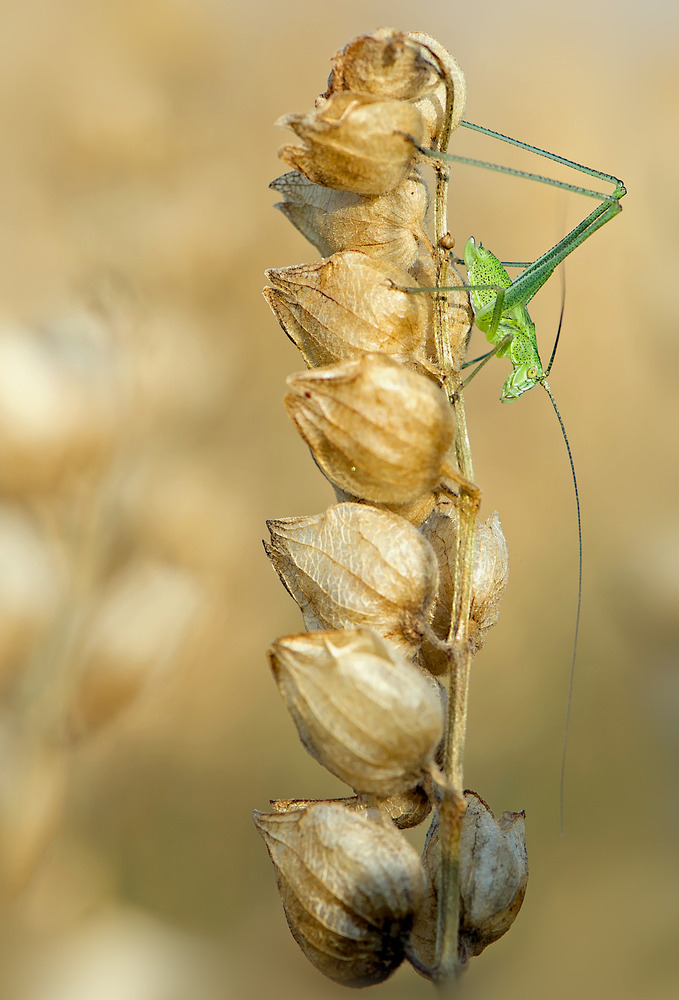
[{"x1": 430, "y1": 63, "x2": 480, "y2": 991}]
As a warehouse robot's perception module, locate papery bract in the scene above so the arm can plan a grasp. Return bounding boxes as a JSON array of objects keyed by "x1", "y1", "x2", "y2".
[
  {"x1": 265, "y1": 503, "x2": 439, "y2": 658},
  {"x1": 278, "y1": 92, "x2": 425, "y2": 195},
  {"x1": 254, "y1": 803, "x2": 426, "y2": 986},
  {"x1": 264, "y1": 251, "x2": 434, "y2": 370},
  {"x1": 269, "y1": 628, "x2": 443, "y2": 795},
  {"x1": 285, "y1": 353, "x2": 456, "y2": 504}
]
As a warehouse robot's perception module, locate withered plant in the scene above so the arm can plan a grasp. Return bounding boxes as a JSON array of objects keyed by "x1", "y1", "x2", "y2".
[{"x1": 255, "y1": 29, "x2": 528, "y2": 990}]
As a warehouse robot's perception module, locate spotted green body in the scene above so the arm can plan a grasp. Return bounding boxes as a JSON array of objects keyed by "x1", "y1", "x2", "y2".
[{"x1": 463, "y1": 237, "x2": 546, "y2": 401}]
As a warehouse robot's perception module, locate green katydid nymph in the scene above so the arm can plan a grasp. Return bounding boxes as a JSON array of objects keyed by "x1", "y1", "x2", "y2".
[{"x1": 415, "y1": 121, "x2": 626, "y2": 829}]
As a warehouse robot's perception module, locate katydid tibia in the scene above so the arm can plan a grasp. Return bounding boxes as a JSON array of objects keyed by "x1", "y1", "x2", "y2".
[{"x1": 416, "y1": 121, "x2": 626, "y2": 830}]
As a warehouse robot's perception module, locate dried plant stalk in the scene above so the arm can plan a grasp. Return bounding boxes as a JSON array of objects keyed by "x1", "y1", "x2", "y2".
[{"x1": 258, "y1": 28, "x2": 527, "y2": 991}]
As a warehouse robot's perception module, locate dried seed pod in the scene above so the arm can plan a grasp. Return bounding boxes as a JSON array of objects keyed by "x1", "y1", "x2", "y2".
[
  {"x1": 269, "y1": 628, "x2": 443, "y2": 796},
  {"x1": 408, "y1": 791, "x2": 528, "y2": 970},
  {"x1": 277, "y1": 92, "x2": 425, "y2": 195},
  {"x1": 326, "y1": 29, "x2": 441, "y2": 101},
  {"x1": 457, "y1": 792, "x2": 528, "y2": 958},
  {"x1": 265, "y1": 503, "x2": 439, "y2": 657},
  {"x1": 264, "y1": 251, "x2": 434, "y2": 370},
  {"x1": 67, "y1": 560, "x2": 204, "y2": 739},
  {"x1": 419, "y1": 503, "x2": 509, "y2": 674},
  {"x1": 270, "y1": 170, "x2": 430, "y2": 269},
  {"x1": 253, "y1": 802, "x2": 426, "y2": 986},
  {"x1": 270, "y1": 786, "x2": 432, "y2": 830},
  {"x1": 325, "y1": 29, "x2": 466, "y2": 147},
  {"x1": 285, "y1": 353, "x2": 456, "y2": 504}
]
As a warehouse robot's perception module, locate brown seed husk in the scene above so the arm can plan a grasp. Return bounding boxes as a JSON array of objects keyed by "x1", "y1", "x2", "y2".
[
  {"x1": 253, "y1": 802, "x2": 426, "y2": 986},
  {"x1": 264, "y1": 503, "x2": 439, "y2": 658},
  {"x1": 264, "y1": 251, "x2": 434, "y2": 370},
  {"x1": 270, "y1": 170, "x2": 430, "y2": 269},
  {"x1": 277, "y1": 92, "x2": 425, "y2": 195},
  {"x1": 268, "y1": 628, "x2": 444, "y2": 796},
  {"x1": 285, "y1": 353, "x2": 456, "y2": 505}
]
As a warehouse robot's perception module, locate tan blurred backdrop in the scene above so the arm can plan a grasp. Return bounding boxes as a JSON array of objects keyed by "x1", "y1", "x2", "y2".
[{"x1": 0, "y1": 1, "x2": 677, "y2": 998}]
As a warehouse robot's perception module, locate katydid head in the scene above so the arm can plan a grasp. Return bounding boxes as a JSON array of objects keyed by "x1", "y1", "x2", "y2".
[{"x1": 500, "y1": 362, "x2": 544, "y2": 401}]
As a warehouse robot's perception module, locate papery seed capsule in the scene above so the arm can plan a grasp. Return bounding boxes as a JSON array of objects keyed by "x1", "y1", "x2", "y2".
[
  {"x1": 67, "y1": 560, "x2": 203, "y2": 739},
  {"x1": 253, "y1": 803, "x2": 426, "y2": 986},
  {"x1": 458, "y1": 791, "x2": 528, "y2": 958},
  {"x1": 269, "y1": 628, "x2": 443, "y2": 796},
  {"x1": 419, "y1": 502, "x2": 509, "y2": 674},
  {"x1": 264, "y1": 251, "x2": 434, "y2": 371},
  {"x1": 326, "y1": 28, "x2": 440, "y2": 101},
  {"x1": 264, "y1": 503, "x2": 439, "y2": 658},
  {"x1": 325, "y1": 29, "x2": 467, "y2": 147},
  {"x1": 270, "y1": 170, "x2": 430, "y2": 269},
  {"x1": 285, "y1": 353, "x2": 456, "y2": 504},
  {"x1": 408, "y1": 790, "x2": 528, "y2": 971},
  {"x1": 277, "y1": 93, "x2": 425, "y2": 195}
]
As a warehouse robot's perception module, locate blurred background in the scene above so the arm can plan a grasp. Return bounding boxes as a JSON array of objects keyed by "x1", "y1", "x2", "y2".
[{"x1": 0, "y1": 1, "x2": 677, "y2": 998}]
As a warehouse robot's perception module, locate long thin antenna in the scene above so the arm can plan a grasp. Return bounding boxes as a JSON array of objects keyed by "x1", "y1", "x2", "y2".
[
  {"x1": 545, "y1": 269, "x2": 567, "y2": 377},
  {"x1": 541, "y1": 379, "x2": 582, "y2": 836}
]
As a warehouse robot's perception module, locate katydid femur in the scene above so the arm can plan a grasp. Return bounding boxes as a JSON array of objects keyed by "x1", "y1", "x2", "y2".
[{"x1": 418, "y1": 121, "x2": 626, "y2": 829}]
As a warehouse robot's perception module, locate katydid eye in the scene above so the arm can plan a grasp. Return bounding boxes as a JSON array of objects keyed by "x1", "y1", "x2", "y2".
[{"x1": 527, "y1": 366, "x2": 539, "y2": 378}]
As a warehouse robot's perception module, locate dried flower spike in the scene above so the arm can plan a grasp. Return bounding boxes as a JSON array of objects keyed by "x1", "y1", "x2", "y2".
[{"x1": 259, "y1": 27, "x2": 525, "y2": 990}]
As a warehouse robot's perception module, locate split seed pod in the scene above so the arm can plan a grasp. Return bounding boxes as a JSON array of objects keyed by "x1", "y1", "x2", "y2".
[
  {"x1": 269, "y1": 628, "x2": 443, "y2": 796},
  {"x1": 264, "y1": 503, "x2": 439, "y2": 657},
  {"x1": 277, "y1": 93, "x2": 425, "y2": 195},
  {"x1": 285, "y1": 353, "x2": 456, "y2": 504},
  {"x1": 270, "y1": 171, "x2": 430, "y2": 269},
  {"x1": 264, "y1": 251, "x2": 434, "y2": 371},
  {"x1": 254, "y1": 803, "x2": 426, "y2": 986}
]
